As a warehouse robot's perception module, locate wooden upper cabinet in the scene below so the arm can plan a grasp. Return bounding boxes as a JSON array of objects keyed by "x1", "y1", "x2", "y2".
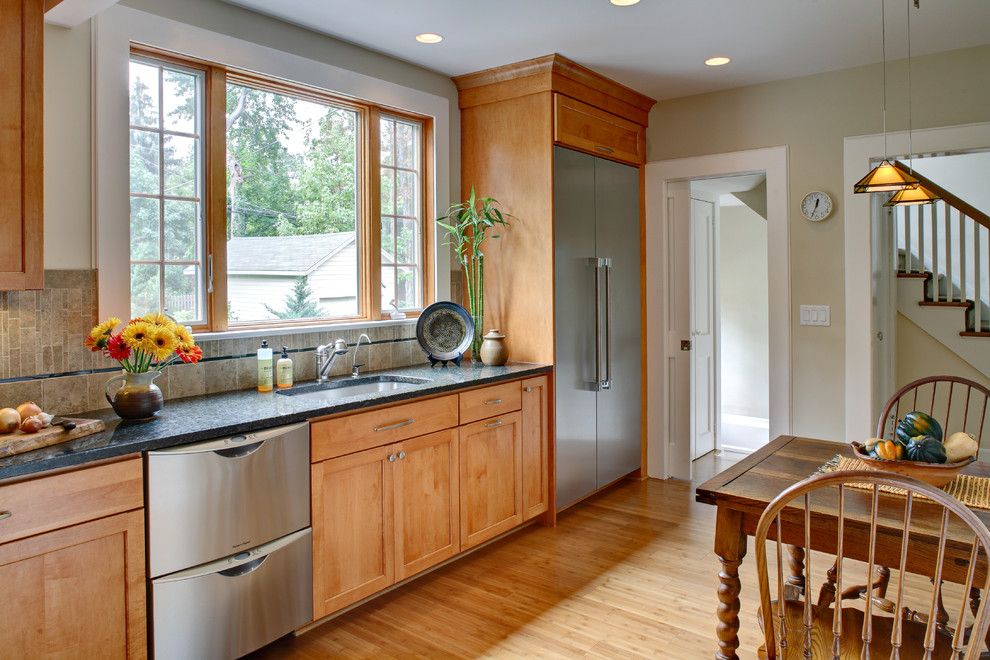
[
  {"x1": 520, "y1": 376, "x2": 550, "y2": 520},
  {"x1": 554, "y1": 94, "x2": 645, "y2": 166},
  {"x1": 0, "y1": 0, "x2": 44, "y2": 290}
]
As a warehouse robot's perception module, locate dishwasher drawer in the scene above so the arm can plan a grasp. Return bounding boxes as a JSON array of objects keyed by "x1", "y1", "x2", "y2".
[
  {"x1": 152, "y1": 528, "x2": 313, "y2": 660},
  {"x1": 147, "y1": 422, "x2": 310, "y2": 578}
]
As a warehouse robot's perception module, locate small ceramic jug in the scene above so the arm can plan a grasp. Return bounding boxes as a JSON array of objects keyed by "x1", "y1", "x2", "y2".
[
  {"x1": 479, "y1": 329, "x2": 509, "y2": 366},
  {"x1": 105, "y1": 370, "x2": 164, "y2": 421}
]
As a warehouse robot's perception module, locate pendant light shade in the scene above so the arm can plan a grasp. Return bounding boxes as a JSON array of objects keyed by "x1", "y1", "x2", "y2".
[
  {"x1": 883, "y1": 183, "x2": 940, "y2": 207},
  {"x1": 854, "y1": 159, "x2": 920, "y2": 193}
]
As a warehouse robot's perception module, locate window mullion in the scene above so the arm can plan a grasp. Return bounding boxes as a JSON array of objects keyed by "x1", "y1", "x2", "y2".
[
  {"x1": 206, "y1": 66, "x2": 229, "y2": 332},
  {"x1": 366, "y1": 106, "x2": 383, "y2": 321}
]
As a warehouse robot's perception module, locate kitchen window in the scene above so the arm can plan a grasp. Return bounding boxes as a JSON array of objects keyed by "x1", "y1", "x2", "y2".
[{"x1": 126, "y1": 48, "x2": 433, "y2": 332}]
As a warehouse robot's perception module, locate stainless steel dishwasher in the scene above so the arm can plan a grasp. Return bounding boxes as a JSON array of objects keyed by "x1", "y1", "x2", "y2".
[{"x1": 147, "y1": 422, "x2": 312, "y2": 659}]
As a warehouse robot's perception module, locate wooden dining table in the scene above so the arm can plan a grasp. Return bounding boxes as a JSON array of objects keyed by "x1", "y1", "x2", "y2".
[{"x1": 696, "y1": 435, "x2": 990, "y2": 660}]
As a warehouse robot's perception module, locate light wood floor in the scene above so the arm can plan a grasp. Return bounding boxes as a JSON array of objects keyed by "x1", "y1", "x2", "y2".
[{"x1": 251, "y1": 466, "x2": 768, "y2": 659}]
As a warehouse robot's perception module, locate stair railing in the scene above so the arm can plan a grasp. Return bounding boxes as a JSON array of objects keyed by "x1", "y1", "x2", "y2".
[{"x1": 893, "y1": 161, "x2": 990, "y2": 334}]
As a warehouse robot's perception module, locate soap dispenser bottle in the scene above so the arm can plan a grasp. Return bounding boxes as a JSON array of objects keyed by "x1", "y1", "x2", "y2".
[
  {"x1": 276, "y1": 346, "x2": 294, "y2": 389},
  {"x1": 257, "y1": 340, "x2": 274, "y2": 393}
]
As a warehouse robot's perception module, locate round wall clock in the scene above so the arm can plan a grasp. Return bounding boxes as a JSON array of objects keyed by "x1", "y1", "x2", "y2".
[{"x1": 801, "y1": 191, "x2": 833, "y2": 222}]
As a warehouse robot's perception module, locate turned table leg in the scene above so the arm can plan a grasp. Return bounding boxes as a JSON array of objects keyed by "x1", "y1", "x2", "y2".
[
  {"x1": 784, "y1": 544, "x2": 806, "y2": 601},
  {"x1": 714, "y1": 506, "x2": 747, "y2": 660}
]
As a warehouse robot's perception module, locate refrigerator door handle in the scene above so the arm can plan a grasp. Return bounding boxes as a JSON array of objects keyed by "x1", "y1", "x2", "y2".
[
  {"x1": 590, "y1": 257, "x2": 603, "y2": 390},
  {"x1": 602, "y1": 256, "x2": 613, "y2": 390}
]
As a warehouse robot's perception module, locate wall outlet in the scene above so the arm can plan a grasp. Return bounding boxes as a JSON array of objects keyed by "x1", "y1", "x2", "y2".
[{"x1": 800, "y1": 305, "x2": 830, "y2": 326}]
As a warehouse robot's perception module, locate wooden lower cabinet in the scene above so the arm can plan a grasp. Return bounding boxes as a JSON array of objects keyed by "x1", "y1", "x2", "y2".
[
  {"x1": 393, "y1": 430, "x2": 459, "y2": 580},
  {"x1": 311, "y1": 430, "x2": 460, "y2": 618},
  {"x1": 521, "y1": 376, "x2": 550, "y2": 520},
  {"x1": 0, "y1": 509, "x2": 147, "y2": 658},
  {"x1": 458, "y1": 412, "x2": 523, "y2": 550},
  {"x1": 311, "y1": 444, "x2": 395, "y2": 619}
]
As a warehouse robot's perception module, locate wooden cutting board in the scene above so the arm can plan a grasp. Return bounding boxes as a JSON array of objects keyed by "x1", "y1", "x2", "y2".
[{"x1": 0, "y1": 418, "x2": 106, "y2": 458}]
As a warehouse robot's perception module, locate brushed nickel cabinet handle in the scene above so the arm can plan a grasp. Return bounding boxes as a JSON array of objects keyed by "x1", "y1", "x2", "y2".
[
  {"x1": 595, "y1": 145, "x2": 615, "y2": 154},
  {"x1": 484, "y1": 399, "x2": 503, "y2": 405},
  {"x1": 0, "y1": 511, "x2": 11, "y2": 521},
  {"x1": 375, "y1": 419, "x2": 415, "y2": 433},
  {"x1": 484, "y1": 419, "x2": 503, "y2": 428}
]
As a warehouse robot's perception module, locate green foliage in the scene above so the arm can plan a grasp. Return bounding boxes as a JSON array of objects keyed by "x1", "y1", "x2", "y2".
[
  {"x1": 436, "y1": 189, "x2": 510, "y2": 355},
  {"x1": 264, "y1": 277, "x2": 323, "y2": 319}
]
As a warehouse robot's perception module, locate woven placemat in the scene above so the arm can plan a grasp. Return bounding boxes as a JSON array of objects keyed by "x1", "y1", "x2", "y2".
[{"x1": 818, "y1": 454, "x2": 990, "y2": 511}]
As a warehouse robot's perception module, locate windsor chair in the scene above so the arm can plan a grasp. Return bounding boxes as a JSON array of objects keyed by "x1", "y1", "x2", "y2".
[{"x1": 756, "y1": 470, "x2": 990, "y2": 659}]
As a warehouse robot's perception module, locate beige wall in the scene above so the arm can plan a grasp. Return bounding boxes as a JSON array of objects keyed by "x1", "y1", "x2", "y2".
[
  {"x1": 648, "y1": 45, "x2": 990, "y2": 440},
  {"x1": 896, "y1": 314, "x2": 990, "y2": 392},
  {"x1": 42, "y1": 0, "x2": 460, "y2": 270},
  {"x1": 719, "y1": 204, "x2": 769, "y2": 419}
]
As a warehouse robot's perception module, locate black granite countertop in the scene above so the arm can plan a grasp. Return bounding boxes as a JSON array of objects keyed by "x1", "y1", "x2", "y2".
[{"x1": 0, "y1": 362, "x2": 551, "y2": 482}]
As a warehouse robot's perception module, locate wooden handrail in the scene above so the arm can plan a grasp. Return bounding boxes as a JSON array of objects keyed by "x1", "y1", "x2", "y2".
[{"x1": 894, "y1": 160, "x2": 990, "y2": 231}]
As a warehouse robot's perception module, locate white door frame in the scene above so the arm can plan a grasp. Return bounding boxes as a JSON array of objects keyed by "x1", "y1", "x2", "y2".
[
  {"x1": 843, "y1": 121, "x2": 990, "y2": 442},
  {"x1": 646, "y1": 146, "x2": 791, "y2": 479}
]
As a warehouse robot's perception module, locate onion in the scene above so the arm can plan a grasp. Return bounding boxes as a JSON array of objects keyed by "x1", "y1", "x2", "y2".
[
  {"x1": 16, "y1": 402, "x2": 41, "y2": 420},
  {"x1": 0, "y1": 408, "x2": 19, "y2": 434},
  {"x1": 19, "y1": 416, "x2": 44, "y2": 434}
]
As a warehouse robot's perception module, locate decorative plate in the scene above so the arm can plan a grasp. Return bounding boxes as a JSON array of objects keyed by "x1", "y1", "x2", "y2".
[{"x1": 416, "y1": 302, "x2": 473, "y2": 366}]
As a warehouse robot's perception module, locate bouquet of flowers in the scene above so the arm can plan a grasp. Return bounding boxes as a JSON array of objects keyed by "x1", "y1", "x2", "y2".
[{"x1": 86, "y1": 313, "x2": 203, "y2": 372}]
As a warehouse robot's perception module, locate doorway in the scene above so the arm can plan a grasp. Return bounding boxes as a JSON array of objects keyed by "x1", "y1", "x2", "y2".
[
  {"x1": 645, "y1": 146, "x2": 791, "y2": 481},
  {"x1": 681, "y1": 175, "x2": 770, "y2": 465}
]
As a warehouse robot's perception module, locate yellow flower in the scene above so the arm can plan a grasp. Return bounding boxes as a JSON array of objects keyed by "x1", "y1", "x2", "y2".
[
  {"x1": 121, "y1": 321, "x2": 155, "y2": 353},
  {"x1": 88, "y1": 317, "x2": 121, "y2": 342},
  {"x1": 173, "y1": 324, "x2": 195, "y2": 351},
  {"x1": 148, "y1": 326, "x2": 179, "y2": 362},
  {"x1": 143, "y1": 312, "x2": 175, "y2": 328}
]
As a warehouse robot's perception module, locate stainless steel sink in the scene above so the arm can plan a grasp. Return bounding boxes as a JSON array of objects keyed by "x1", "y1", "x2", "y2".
[{"x1": 276, "y1": 375, "x2": 430, "y2": 403}]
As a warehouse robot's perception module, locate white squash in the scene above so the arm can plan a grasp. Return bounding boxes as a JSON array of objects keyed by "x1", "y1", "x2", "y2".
[{"x1": 943, "y1": 431, "x2": 979, "y2": 463}]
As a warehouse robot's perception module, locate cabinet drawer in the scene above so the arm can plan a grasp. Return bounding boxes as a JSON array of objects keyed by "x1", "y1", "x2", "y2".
[
  {"x1": 0, "y1": 457, "x2": 144, "y2": 546},
  {"x1": 459, "y1": 381, "x2": 522, "y2": 425},
  {"x1": 554, "y1": 94, "x2": 645, "y2": 165},
  {"x1": 311, "y1": 395, "x2": 458, "y2": 462}
]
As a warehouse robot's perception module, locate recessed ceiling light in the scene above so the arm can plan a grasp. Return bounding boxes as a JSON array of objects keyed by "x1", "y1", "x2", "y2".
[
  {"x1": 610, "y1": 0, "x2": 640, "y2": 5},
  {"x1": 705, "y1": 56, "x2": 731, "y2": 66},
  {"x1": 415, "y1": 33, "x2": 443, "y2": 44}
]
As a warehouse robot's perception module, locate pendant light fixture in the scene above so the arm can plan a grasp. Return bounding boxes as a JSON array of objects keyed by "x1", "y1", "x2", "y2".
[
  {"x1": 854, "y1": 0, "x2": 919, "y2": 194},
  {"x1": 884, "y1": 0, "x2": 940, "y2": 207}
]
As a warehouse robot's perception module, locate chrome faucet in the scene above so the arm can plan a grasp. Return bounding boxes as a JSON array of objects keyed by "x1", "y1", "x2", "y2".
[
  {"x1": 352, "y1": 333, "x2": 371, "y2": 377},
  {"x1": 315, "y1": 339, "x2": 348, "y2": 383}
]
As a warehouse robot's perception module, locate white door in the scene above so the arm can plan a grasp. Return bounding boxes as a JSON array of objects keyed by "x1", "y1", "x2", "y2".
[{"x1": 690, "y1": 193, "x2": 718, "y2": 460}]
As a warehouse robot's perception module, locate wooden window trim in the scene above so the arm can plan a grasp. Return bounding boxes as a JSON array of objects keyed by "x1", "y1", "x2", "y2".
[{"x1": 127, "y1": 44, "x2": 435, "y2": 333}]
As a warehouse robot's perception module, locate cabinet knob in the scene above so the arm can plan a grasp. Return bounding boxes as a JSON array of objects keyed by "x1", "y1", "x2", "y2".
[
  {"x1": 0, "y1": 511, "x2": 11, "y2": 522},
  {"x1": 388, "y1": 454, "x2": 397, "y2": 462},
  {"x1": 398, "y1": 451, "x2": 406, "y2": 460},
  {"x1": 523, "y1": 386, "x2": 533, "y2": 393}
]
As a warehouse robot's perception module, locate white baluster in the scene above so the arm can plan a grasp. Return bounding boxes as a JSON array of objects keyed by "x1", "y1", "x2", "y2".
[
  {"x1": 918, "y1": 202, "x2": 927, "y2": 273},
  {"x1": 905, "y1": 206, "x2": 913, "y2": 273},
  {"x1": 959, "y1": 210, "x2": 968, "y2": 304},
  {"x1": 931, "y1": 203, "x2": 940, "y2": 301},
  {"x1": 973, "y1": 221, "x2": 983, "y2": 332},
  {"x1": 945, "y1": 204, "x2": 954, "y2": 299}
]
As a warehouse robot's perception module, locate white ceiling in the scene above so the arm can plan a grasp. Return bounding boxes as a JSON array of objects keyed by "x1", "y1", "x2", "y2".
[{"x1": 223, "y1": 0, "x2": 990, "y2": 100}]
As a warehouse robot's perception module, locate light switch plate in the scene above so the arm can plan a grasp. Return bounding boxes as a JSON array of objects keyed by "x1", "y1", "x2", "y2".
[{"x1": 800, "y1": 305, "x2": 830, "y2": 326}]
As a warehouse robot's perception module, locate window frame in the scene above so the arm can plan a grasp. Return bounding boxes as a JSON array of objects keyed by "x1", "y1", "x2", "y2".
[{"x1": 128, "y1": 44, "x2": 435, "y2": 333}]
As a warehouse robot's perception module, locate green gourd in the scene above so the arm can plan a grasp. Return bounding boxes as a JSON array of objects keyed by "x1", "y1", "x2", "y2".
[
  {"x1": 905, "y1": 435, "x2": 947, "y2": 464},
  {"x1": 895, "y1": 411, "x2": 943, "y2": 444}
]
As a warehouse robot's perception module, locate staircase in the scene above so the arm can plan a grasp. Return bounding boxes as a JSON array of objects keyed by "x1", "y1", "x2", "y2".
[{"x1": 893, "y1": 161, "x2": 990, "y2": 376}]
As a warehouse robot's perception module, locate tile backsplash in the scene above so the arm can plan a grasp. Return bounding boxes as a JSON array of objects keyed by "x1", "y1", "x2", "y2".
[{"x1": 0, "y1": 270, "x2": 427, "y2": 415}]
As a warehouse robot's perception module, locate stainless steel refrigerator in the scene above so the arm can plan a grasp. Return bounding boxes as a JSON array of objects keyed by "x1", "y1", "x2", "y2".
[{"x1": 554, "y1": 146, "x2": 642, "y2": 511}]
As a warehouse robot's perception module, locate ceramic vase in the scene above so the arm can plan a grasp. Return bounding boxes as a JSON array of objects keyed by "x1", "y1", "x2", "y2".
[
  {"x1": 479, "y1": 329, "x2": 509, "y2": 366},
  {"x1": 105, "y1": 370, "x2": 164, "y2": 420}
]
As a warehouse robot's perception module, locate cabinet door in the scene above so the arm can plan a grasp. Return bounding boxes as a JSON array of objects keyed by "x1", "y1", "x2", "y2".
[
  {"x1": 458, "y1": 412, "x2": 523, "y2": 550},
  {"x1": 521, "y1": 376, "x2": 550, "y2": 520},
  {"x1": 0, "y1": 510, "x2": 147, "y2": 659},
  {"x1": 312, "y1": 445, "x2": 396, "y2": 618},
  {"x1": 392, "y1": 430, "x2": 459, "y2": 580},
  {"x1": 0, "y1": 0, "x2": 43, "y2": 290}
]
